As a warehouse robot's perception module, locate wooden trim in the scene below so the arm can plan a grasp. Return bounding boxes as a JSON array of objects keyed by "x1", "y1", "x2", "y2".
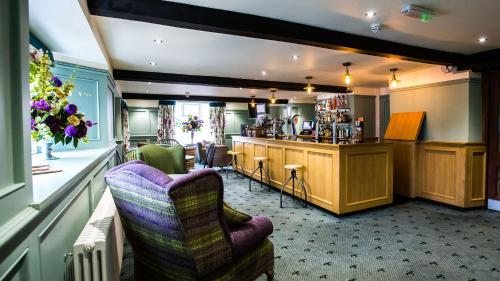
[
  {"x1": 88, "y1": 0, "x2": 465, "y2": 65},
  {"x1": 122, "y1": 93, "x2": 289, "y2": 104},
  {"x1": 114, "y1": 70, "x2": 348, "y2": 93},
  {"x1": 484, "y1": 71, "x2": 500, "y2": 200}
]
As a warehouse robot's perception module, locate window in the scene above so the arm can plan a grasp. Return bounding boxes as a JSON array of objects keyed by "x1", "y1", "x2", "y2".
[{"x1": 174, "y1": 102, "x2": 211, "y2": 145}]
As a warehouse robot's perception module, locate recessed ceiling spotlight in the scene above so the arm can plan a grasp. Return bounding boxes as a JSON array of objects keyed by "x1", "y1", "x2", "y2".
[
  {"x1": 261, "y1": 70, "x2": 267, "y2": 76},
  {"x1": 365, "y1": 10, "x2": 376, "y2": 18},
  {"x1": 478, "y1": 36, "x2": 487, "y2": 43},
  {"x1": 239, "y1": 87, "x2": 243, "y2": 90},
  {"x1": 145, "y1": 90, "x2": 149, "y2": 93},
  {"x1": 153, "y1": 39, "x2": 165, "y2": 44},
  {"x1": 291, "y1": 54, "x2": 299, "y2": 60},
  {"x1": 149, "y1": 61, "x2": 158, "y2": 66},
  {"x1": 147, "y1": 82, "x2": 152, "y2": 85},
  {"x1": 185, "y1": 91, "x2": 190, "y2": 98}
]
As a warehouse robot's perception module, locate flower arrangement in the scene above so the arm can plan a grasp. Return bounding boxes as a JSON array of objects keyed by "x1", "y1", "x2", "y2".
[
  {"x1": 179, "y1": 115, "x2": 204, "y2": 133},
  {"x1": 178, "y1": 115, "x2": 204, "y2": 144},
  {"x1": 30, "y1": 49, "x2": 95, "y2": 148}
]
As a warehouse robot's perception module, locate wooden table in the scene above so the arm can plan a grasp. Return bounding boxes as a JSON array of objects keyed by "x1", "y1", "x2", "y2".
[{"x1": 232, "y1": 136, "x2": 394, "y2": 215}]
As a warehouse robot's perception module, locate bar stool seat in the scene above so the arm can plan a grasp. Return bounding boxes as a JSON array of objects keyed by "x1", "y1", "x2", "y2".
[
  {"x1": 225, "y1": 151, "x2": 245, "y2": 179},
  {"x1": 249, "y1": 156, "x2": 271, "y2": 191},
  {"x1": 284, "y1": 164, "x2": 302, "y2": 170},
  {"x1": 280, "y1": 164, "x2": 307, "y2": 208}
]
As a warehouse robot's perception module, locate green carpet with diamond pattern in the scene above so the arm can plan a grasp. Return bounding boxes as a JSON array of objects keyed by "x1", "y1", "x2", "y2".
[{"x1": 120, "y1": 170, "x2": 500, "y2": 281}]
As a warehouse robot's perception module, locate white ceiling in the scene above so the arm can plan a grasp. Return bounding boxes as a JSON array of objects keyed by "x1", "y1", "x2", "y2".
[
  {"x1": 168, "y1": 0, "x2": 500, "y2": 54},
  {"x1": 29, "y1": 0, "x2": 109, "y2": 69},
  {"x1": 96, "y1": 16, "x2": 434, "y2": 94},
  {"x1": 117, "y1": 81, "x2": 316, "y2": 101}
]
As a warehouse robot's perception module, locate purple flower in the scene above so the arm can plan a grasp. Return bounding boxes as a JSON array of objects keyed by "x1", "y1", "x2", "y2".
[
  {"x1": 32, "y1": 99, "x2": 51, "y2": 111},
  {"x1": 51, "y1": 76, "x2": 62, "y2": 87},
  {"x1": 64, "y1": 125, "x2": 78, "y2": 137},
  {"x1": 85, "y1": 120, "x2": 95, "y2": 128},
  {"x1": 64, "y1": 104, "x2": 77, "y2": 115},
  {"x1": 31, "y1": 118, "x2": 36, "y2": 130},
  {"x1": 44, "y1": 116, "x2": 62, "y2": 133},
  {"x1": 75, "y1": 123, "x2": 88, "y2": 138}
]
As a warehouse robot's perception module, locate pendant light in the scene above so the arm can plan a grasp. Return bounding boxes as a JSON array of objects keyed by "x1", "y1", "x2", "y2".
[
  {"x1": 389, "y1": 68, "x2": 400, "y2": 88},
  {"x1": 269, "y1": 89, "x2": 277, "y2": 104},
  {"x1": 304, "y1": 76, "x2": 315, "y2": 94},
  {"x1": 250, "y1": 95, "x2": 256, "y2": 108},
  {"x1": 343, "y1": 62, "x2": 353, "y2": 85}
]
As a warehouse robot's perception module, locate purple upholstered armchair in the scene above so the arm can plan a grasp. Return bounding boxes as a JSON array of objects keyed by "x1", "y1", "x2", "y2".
[{"x1": 105, "y1": 161, "x2": 274, "y2": 281}]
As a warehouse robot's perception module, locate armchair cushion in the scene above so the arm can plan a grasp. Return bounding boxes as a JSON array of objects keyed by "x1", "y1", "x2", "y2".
[
  {"x1": 229, "y1": 216, "x2": 273, "y2": 259},
  {"x1": 223, "y1": 202, "x2": 252, "y2": 228},
  {"x1": 138, "y1": 144, "x2": 187, "y2": 174}
]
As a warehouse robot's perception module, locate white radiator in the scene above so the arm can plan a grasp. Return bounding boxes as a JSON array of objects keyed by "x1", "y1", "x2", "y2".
[{"x1": 74, "y1": 188, "x2": 124, "y2": 281}]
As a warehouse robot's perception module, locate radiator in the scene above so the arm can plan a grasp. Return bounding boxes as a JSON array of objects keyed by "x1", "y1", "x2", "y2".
[{"x1": 74, "y1": 188, "x2": 124, "y2": 281}]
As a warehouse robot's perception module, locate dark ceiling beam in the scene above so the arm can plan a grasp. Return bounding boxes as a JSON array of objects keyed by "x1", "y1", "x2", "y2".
[
  {"x1": 114, "y1": 70, "x2": 349, "y2": 93},
  {"x1": 87, "y1": 0, "x2": 466, "y2": 66},
  {"x1": 458, "y1": 48, "x2": 500, "y2": 72},
  {"x1": 122, "y1": 93, "x2": 289, "y2": 104}
]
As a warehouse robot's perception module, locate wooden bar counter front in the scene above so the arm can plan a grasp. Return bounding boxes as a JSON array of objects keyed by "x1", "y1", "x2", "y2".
[{"x1": 232, "y1": 136, "x2": 394, "y2": 215}]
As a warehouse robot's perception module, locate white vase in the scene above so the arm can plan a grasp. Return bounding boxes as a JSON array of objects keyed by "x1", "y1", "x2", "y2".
[{"x1": 43, "y1": 142, "x2": 59, "y2": 160}]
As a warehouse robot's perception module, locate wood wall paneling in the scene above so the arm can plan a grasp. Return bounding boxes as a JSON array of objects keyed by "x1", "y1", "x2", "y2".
[
  {"x1": 306, "y1": 151, "x2": 335, "y2": 210},
  {"x1": 267, "y1": 146, "x2": 284, "y2": 185}
]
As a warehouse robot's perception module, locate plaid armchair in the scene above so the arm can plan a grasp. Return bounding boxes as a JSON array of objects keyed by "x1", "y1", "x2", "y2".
[{"x1": 105, "y1": 161, "x2": 274, "y2": 281}]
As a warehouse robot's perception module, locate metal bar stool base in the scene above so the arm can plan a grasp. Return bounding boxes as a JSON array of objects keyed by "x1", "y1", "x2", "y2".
[{"x1": 280, "y1": 169, "x2": 307, "y2": 208}]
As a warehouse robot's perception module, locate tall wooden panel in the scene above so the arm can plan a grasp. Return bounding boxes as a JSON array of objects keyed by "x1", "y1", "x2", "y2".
[{"x1": 267, "y1": 146, "x2": 284, "y2": 185}]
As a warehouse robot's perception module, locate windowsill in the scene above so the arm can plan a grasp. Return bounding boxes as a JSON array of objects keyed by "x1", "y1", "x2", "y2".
[{"x1": 31, "y1": 146, "x2": 116, "y2": 210}]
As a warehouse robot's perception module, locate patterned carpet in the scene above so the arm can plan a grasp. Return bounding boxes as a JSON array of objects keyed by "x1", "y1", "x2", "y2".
[{"x1": 121, "y1": 169, "x2": 500, "y2": 281}]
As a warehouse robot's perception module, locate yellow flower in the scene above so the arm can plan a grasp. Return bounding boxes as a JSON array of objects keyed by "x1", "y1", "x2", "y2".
[
  {"x1": 67, "y1": 115, "x2": 80, "y2": 126},
  {"x1": 55, "y1": 89, "x2": 66, "y2": 99}
]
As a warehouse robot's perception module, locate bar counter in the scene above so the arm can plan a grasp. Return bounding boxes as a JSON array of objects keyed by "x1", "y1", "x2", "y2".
[{"x1": 232, "y1": 136, "x2": 393, "y2": 215}]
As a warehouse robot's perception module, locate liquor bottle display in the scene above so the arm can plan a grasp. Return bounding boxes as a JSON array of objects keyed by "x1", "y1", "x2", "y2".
[{"x1": 315, "y1": 94, "x2": 352, "y2": 144}]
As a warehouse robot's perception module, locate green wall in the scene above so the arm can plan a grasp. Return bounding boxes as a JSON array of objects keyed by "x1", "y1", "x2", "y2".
[
  {"x1": 0, "y1": 1, "x2": 118, "y2": 279},
  {"x1": 390, "y1": 79, "x2": 482, "y2": 142}
]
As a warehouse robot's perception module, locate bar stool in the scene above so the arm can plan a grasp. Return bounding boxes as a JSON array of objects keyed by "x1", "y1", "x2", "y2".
[
  {"x1": 249, "y1": 156, "x2": 271, "y2": 191},
  {"x1": 280, "y1": 164, "x2": 307, "y2": 208},
  {"x1": 225, "y1": 151, "x2": 245, "y2": 179}
]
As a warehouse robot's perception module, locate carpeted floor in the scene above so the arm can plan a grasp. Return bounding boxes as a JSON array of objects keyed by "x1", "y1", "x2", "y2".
[{"x1": 121, "y1": 169, "x2": 500, "y2": 281}]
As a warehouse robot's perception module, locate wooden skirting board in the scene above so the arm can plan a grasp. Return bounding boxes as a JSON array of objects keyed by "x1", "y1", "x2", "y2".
[
  {"x1": 391, "y1": 140, "x2": 486, "y2": 208},
  {"x1": 232, "y1": 136, "x2": 393, "y2": 215}
]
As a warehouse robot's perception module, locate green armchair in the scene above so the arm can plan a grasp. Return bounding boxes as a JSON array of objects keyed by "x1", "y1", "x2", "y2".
[{"x1": 125, "y1": 144, "x2": 188, "y2": 174}]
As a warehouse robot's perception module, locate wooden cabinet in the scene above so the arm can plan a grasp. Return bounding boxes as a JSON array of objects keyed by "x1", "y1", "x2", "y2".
[
  {"x1": 232, "y1": 137, "x2": 393, "y2": 215},
  {"x1": 392, "y1": 140, "x2": 487, "y2": 208}
]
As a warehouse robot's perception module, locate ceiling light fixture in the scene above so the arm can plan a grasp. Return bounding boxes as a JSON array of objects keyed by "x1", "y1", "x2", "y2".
[
  {"x1": 343, "y1": 62, "x2": 353, "y2": 85},
  {"x1": 153, "y1": 39, "x2": 165, "y2": 44},
  {"x1": 250, "y1": 96, "x2": 256, "y2": 108},
  {"x1": 261, "y1": 70, "x2": 267, "y2": 76},
  {"x1": 239, "y1": 87, "x2": 243, "y2": 90},
  {"x1": 269, "y1": 89, "x2": 277, "y2": 104},
  {"x1": 389, "y1": 68, "x2": 400, "y2": 88},
  {"x1": 149, "y1": 61, "x2": 158, "y2": 66},
  {"x1": 478, "y1": 36, "x2": 487, "y2": 43},
  {"x1": 147, "y1": 82, "x2": 152, "y2": 85},
  {"x1": 185, "y1": 91, "x2": 190, "y2": 98},
  {"x1": 365, "y1": 10, "x2": 376, "y2": 18},
  {"x1": 291, "y1": 54, "x2": 299, "y2": 60},
  {"x1": 304, "y1": 76, "x2": 315, "y2": 94}
]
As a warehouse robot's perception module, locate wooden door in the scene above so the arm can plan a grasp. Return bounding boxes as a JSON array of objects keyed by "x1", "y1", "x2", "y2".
[{"x1": 484, "y1": 71, "x2": 500, "y2": 201}]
